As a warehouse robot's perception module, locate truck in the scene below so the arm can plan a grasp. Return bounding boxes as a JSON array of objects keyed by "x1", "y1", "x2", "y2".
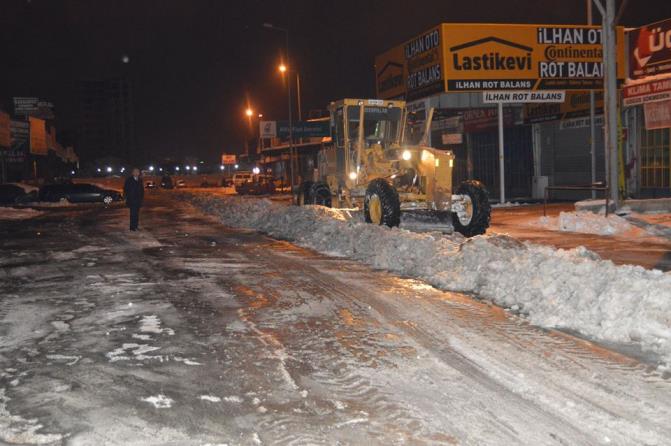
[{"x1": 294, "y1": 98, "x2": 491, "y2": 237}]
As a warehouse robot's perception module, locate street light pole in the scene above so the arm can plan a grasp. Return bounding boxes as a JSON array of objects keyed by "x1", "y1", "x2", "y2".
[{"x1": 263, "y1": 23, "x2": 295, "y2": 201}]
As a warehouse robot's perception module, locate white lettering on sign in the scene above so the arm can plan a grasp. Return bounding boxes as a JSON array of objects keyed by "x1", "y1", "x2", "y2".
[{"x1": 483, "y1": 90, "x2": 565, "y2": 103}]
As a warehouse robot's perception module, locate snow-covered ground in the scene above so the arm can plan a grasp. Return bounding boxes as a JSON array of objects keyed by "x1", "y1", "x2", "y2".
[
  {"x1": 530, "y1": 211, "x2": 641, "y2": 236},
  {"x1": 182, "y1": 193, "x2": 671, "y2": 368},
  {"x1": 0, "y1": 207, "x2": 43, "y2": 220},
  {"x1": 2, "y1": 193, "x2": 670, "y2": 444}
]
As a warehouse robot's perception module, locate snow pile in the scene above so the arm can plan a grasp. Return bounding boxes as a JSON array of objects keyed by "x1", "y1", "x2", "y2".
[
  {"x1": 532, "y1": 211, "x2": 637, "y2": 236},
  {"x1": 182, "y1": 194, "x2": 671, "y2": 365},
  {"x1": 0, "y1": 208, "x2": 43, "y2": 220}
]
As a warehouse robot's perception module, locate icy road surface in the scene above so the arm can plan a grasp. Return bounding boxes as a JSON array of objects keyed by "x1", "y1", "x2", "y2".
[{"x1": 0, "y1": 195, "x2": 670, "y2": 445}]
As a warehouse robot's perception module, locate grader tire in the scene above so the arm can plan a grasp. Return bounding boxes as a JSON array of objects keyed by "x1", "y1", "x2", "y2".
[
  {"x1": 309, "y1": 182, "x2": 332, "y2": 207},
  {"x1": 452, "y1": 180, "x2": 491, "y2": 237},
  {"x1": 364, "y1": 179, "x2": 401, "y2": 227},
  {"x1": 295, "y1": 181, "x2": 313, "y2": 206}
]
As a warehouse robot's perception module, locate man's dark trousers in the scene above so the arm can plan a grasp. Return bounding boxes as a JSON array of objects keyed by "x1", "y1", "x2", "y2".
[{"x1": 129, "y1": 206, "x2": 140, "y2": 230}]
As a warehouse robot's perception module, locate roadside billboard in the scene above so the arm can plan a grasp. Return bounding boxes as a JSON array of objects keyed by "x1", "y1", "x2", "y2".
[
  {"x1": 29, "y1": 116, "x2": 48, "y2": 155},
  {"x1": 376, "y1": 23, "x2": 625, "y2": 99},
  {"x1": 0, "y1": 111, "x2": 10, "y2": 148},
  {"x1": 13, "y1": 97, "x2": 55, "y2": 120},
  {"x1": 443, "y1": 23, "x2": 625, "y2": 91},
  {"x1": 628, "y1": 18, "x2": 671, "y2": 80},
  {"x1": 375, "y1": 44, "x2": 406, "y2": 99},
  {"x1": 221, "y1": 154, "x2": 236, "y2": 165}
]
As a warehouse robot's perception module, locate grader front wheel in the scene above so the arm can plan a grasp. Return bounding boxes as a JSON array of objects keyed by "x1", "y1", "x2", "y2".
[{"x1": 364, "y1": 179, "x2": 400, "y2": 227}]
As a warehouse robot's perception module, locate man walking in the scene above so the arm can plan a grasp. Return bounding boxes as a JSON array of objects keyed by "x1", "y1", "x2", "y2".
[{"x1": 123, "y1": 168, "x2": 144, "y2": 231}]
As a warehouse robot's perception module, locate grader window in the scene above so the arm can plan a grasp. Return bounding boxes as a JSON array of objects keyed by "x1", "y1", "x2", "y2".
[{"x1": 346, "y1": 106, "x2": 402, "y2": 148}]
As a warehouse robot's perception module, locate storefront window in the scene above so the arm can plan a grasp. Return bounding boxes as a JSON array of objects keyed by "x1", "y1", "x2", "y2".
[{"x1": 640, "y1": 128, "x2": 670, "y2": 189}]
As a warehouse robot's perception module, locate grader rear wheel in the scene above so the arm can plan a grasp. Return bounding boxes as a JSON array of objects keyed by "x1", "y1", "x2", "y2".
[{"x1": 364, "y1": 179, "x2": 400, "y2": 227}]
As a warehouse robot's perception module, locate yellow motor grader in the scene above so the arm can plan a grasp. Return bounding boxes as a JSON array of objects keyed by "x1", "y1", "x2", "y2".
[{"x1": 295, "y1": 98, "x2": 491, "y2": 237}]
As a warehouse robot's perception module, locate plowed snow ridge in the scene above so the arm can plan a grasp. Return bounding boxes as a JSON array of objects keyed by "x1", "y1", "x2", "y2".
[{"x1": 183, "y1": 194, "x2": 671, "y2": 368}]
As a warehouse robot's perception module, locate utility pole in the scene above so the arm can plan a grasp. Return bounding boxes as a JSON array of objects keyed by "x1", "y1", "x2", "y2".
[
  {"x1": 592, "y1": 0, "x2": 622, "y2": 209},
  {"x1": 263, "y1": 23, "x2": 295, "y2": 202},
  {"x1": 587, "y1": 0, "x2": 597, "y2": 199}
]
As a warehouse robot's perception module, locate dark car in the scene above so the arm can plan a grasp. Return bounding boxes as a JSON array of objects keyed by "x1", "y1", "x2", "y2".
[
  {"x1": 39, "y1": 183, "x2": 122, "y2": 204},
  {"x1": 235, "y1": 175, "x2": 276, "y2": 195},
  {"x1": 0, "y1": 184, "x2": 38, "y2": 205}
]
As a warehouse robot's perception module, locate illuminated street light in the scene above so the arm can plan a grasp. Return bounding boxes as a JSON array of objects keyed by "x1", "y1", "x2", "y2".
[
  {"x1": 220, "y1": 165, "x2": 225, "y2": 171},
  {"x1": 96, "y1": 168, "x2": 101, "y2": 173},
  {"x1": 185, "y1": 165, "x2": 191, "y2": 171},
  {"x1": 148, "y1": 165, "x2": 155, "y2": 171},
  {"x1": 279, "y1": 64, "x2": 287, "y2": 73},
  {"x1": 234, "y1": 164, "x2": 239, "y2": 169},
  {"x1": 71, "y1": 170, "x2": 75, "y2": 175},
  {"x1": 159, "y1": 167, "x2": 163, "y2": 172},
  {"x1": 120, "y1": 167, "x2": 125, "y2": 173},
  {"x1": 252, "y1": 167, "x2": 260, "y2": 174},
  {"x1": 175, "y1": 166, "x2": 180, "y2": 171},
  {"x1": 258, "y1": 113, "x2": 263, "y2": 118},
  {"x1": 106, "y1": 166, "x2": 112, "y2": 173},
  {"x1": 192, "y1": 166, "x2": 198, "y2": 171},
  {"x1": 245, "y1": 108, "x2": 253, "y2": 117}
]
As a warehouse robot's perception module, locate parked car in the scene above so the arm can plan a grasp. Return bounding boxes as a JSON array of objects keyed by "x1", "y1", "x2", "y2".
[
  {"x1": 236, "y1": 175, "x2": 276, "y2": 195},
  {"x1": 0, "y1": 183, "x2": 38, "y2": 205},
  {"x1": 175, "y1": 179, "x2": 187, "y2": 188},
  {"x1": 232, "y1": 172, "x2": 253, "y2": 187},
  {"x1": 39, "y1": 183, "x2": 122, "y2": 204},
  {"x1": 145, "y1": 180, "x2": 156, "y2": 189}
]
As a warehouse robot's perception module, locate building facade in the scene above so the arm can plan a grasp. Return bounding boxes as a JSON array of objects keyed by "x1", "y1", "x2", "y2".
[{"x1": 77, "y1": 77, "x2": 135, "y2": 166}]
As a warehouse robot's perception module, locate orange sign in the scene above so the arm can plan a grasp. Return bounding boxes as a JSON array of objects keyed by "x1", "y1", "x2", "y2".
[
  {"x1": 0, "y1": 111, "x2": 10, "y2": 148},
  {"x1": 376, "y1": 23, "x2": 626, "y2": 99},
  {"x1": 29, "y1": 116, "x2": 48, "y2": 155}
]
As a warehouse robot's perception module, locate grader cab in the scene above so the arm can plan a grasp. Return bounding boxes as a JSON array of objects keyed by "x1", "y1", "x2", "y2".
[{"x1": 295, "y1": 98, "x2": 491, "y2": 237}]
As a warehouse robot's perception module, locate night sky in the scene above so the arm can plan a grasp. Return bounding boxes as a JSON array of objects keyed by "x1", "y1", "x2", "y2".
[{"x1": 2, "y1": 0, "x2": 670, "y2": 165}]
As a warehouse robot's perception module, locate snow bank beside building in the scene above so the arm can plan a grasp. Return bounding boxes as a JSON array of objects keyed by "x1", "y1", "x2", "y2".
[
  {"x1": 531, "y1": 211, "x2": 638, "y2": 236},
  {"x1": 182, "y1": 194, "x2": 671, "y2": 366}
]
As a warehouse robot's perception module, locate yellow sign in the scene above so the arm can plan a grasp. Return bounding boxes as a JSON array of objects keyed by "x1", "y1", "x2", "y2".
[
  {"x1": 376, "y1": 23, "x2": 626, "y2": 99},
  {"x1": 375, "y1": 44, "x2": 406, "y2": 99},
  {"x1": 443, "y1": 23, "x2": 625, "y2": 91}
]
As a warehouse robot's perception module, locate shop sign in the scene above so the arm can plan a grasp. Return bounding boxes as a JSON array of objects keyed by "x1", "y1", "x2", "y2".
[
  {"x1": 644, "y1": 99, "x2": 671, "y2": 130},
  {"x1": 623, "y1": 78, "x2": 671, "y2": 106},
  {"x1": 628, "y1": 18, "x2": 671, "y2": 79}
]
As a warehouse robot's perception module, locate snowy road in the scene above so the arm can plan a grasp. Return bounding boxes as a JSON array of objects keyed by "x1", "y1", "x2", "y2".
[{"x1": 1, "y1": 194, "x2": 670, "y2": 445}]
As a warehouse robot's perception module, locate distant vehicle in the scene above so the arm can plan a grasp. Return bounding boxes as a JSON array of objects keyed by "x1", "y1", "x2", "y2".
[
  {"x1": 175, "y1": 179, "x2": 187, "y2": 188},
  {"x1": 160, "y1": 175, "x2": 174, "y2": 189},
  {"x1": 232, "y1": 172, "x2": 253, "y2": 187},
  {"x1": 39, "y1": 183, "x2": 122, "y2": 204},
  {"x1": 0, "y1": 184, "x2": 38, "y2": 205},
  {"x1": 145, "y1": 180, "x2": 156, "y2": 189},
  {"x1": 236, "y1": 175, "x2": 276, "y2": 195}
]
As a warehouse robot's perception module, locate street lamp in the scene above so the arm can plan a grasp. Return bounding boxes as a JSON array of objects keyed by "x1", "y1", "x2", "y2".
[
  {"x1": 245, "y1": 108, "x2": 253, "y2": 117},
  {"x1": 264, "y1": 22, "x2": 296, "y2": 202}
]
